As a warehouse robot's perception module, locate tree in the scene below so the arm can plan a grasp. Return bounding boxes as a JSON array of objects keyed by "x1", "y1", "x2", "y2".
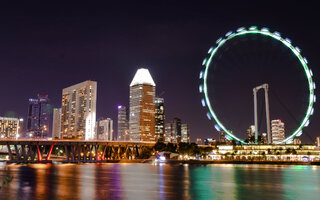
[
  {"x1": 138, "y1": 147, "x2": 153, "y2": 159},
  {"x1": 154, "y1": 141, "x2": 166, "y2": 152},
  {"x1": 165, "y1": 143, "x2": 177, "y2": 153},
  {"x1": 178, "y1": 142, "x2": 193, "y2": 155}
]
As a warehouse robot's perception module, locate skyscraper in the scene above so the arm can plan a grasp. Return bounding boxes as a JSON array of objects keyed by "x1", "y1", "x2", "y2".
[
  {"x1": 61, "y1": 80, "x2": 97, "y2": 140},
  {"x1": 165, "y1": 118, "x2": 181, "y2": 143},
  {"x1": 117, "y1": 105, "x2": 129, "y2": 141},
  {"x1": 171, "y1": 118, "x2": 181, "y2": 143},
  {"x1": 52, "y1": 108, "x2": 62, "y2": 139},
  {"x1": 165, "y1": 123, "x2": 172, "y2": 142},
  {"x1": 271, "y1": 119, "x2": 285, "y2": 144},
  {"x1": 129, "y1": 68, "x2": 156, "y2": 141},
  {"x1": 155, "y1": 97, "x2": 165, "y2": 142},
  {"x1": 181, "y1": 123, "x2": 190, "y2": 143},
  {"x1": 96, "y1": 118, "x2": 113, "y2": 140},
  {"x1": 26, "y1": 95, "x2": 50, "y2": 138},
  {"x1": 0, "y1": 117, "x2": 19, "y2": 139}
]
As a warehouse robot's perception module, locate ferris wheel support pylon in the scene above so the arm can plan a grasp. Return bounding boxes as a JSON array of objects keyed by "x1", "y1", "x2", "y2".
[{"x1": 253, "y1": 83, "x2": 271, "y2": 144}]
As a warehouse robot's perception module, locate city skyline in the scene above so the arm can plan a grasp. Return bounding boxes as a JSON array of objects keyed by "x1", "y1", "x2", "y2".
[
  {"x1": 0, "y1": 2, "x2": 319, "y2": 143},
  {"x1": 1, "y1": 2, "x2": 320, "y2": 200}
]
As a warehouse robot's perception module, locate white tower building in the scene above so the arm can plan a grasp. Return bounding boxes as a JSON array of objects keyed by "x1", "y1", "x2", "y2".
[{"x1": 61, "y1": 80, "x2": 97, "y2": 140}]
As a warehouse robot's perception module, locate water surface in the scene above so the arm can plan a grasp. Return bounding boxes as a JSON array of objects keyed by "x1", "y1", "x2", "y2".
[{"x1": 0, "y1": 163, "x2": 319, "y2": 200}]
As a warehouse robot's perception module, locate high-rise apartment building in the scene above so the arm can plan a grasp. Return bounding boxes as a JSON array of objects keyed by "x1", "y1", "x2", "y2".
[
  {"x1": 96, "y1": 118, "x2": 113, "y2": 140},
  {"x1": 129, "y1": 68, "x2": 155, "y2": 141},
  {"x1": 271, "y1": 119, "x2": 285, "y2": 144},
  {"x1": 171, "y1": 118, "x2": 181, "y2": 143},
  {"x1": 61, "y1": 80, "x2": 97, "y2": 140},
  {"x1": 181, "y1": 124, "x2": 190, "y2": 143},
  {"x1": 164, "y1": 118, "x2": 181, "y2": 143},
  {"x1": 117, "y1": 105, "x2": 129, "y2": 141},
  {"x1": 26, "y1": 95, "x2": 50, "y2": 138},
  {"x1": 165, "y1": 123, "x2": 172, "y2": 142},
  {"x1": 155, "y1": 97, "x2": 165, "y2": 142},
  {"x1": 52, "y1": 108, "x2": 62, "y2": 139},
  {"x1": 0, "y1": 117, "x2": 19, "y2": 139}
]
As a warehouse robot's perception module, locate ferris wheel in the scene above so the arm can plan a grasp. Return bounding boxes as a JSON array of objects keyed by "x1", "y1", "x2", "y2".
[{"x1": 199, "y1": 26, "x2": 315, "y2": 144}]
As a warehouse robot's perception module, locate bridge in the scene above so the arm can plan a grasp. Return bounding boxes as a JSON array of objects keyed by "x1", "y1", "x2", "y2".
[{"x1": 0, "y1": 139, "x2": 155, "y2": 163}]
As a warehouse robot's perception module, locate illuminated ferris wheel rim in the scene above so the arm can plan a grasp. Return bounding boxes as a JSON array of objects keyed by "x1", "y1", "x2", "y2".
[{"x1": 199, "y1": 26, "x2": 315, "y2": 144}]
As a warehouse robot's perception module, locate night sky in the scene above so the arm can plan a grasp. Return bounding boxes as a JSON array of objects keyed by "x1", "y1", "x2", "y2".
[{"x1": 0, "y1": 1, "x2": 319, "y2": 143}]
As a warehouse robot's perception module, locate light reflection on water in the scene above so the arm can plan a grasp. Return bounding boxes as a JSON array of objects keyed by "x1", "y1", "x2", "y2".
[{"x1": 0, "y1": 163, "x2": 320, "y2": 200}]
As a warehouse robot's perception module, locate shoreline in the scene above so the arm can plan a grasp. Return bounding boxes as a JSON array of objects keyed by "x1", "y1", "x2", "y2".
[
  {"x1": 2, "y1": 159, "x2": 319, "y2": 165},
  {"x1": 164, "y1": 160, "x2": 320, "y2": 165}
]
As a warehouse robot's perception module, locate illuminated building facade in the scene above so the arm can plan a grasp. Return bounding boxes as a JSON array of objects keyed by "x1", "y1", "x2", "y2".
[
  {"x1": 204, "y1": 138, "x2": 216, "y2": 145},
  {"x1": 117, "y1": 105, "x2": 129, "y2": 141},
  {"x1": 96, "y1": 118, "x2": 113, "y2": 140},
  {"x1": 52, "y1": 108, "x2": 62, "y2": 138},
  {"x1": 218, "y1": 130, "x2": 233, "y2": 144},
  {"x1": 164, "y1": 118, "x2": 181, "y2": 143},
  {"x1": 271, "y1": 119, "x2": 285, "y2": 144},
  {"x1": 260, "y1": 133, "x2": 268, "y2": 144},
  {"x1": 315, "y1": 137, "x2": 320, "y2": 147},
  {"x1": 293, "y1": 138, "x2": 302, "y2": 145},
  {"x1": 26, "y1": 95, "x2": 50, "y2": 138},
  {"x1": 171, "y1": 118, "x2": 181, "y2": 143},
  {"x1": 18, "y1": 119, "x2": 24, "y2": 137},
  {"x1": 196, "y1": 138, "x2": 202, "y2": 145},
  {"x1": 247, "y1": 125, "x2": 255, "y2": 143},
  {"x1": 0, "y1": 117, "x2": 19, "y2": 139},
  {"x1": 61, "y1": 80, "x2": 97, "y2": 140},
  {"x1": 181, "y1": 123, "x2": 190, "y2": 143},
  {"x1": 219, "y1": 131, "x2": 226, "y2": 143},
  {"x1": 165, "y1": 123, "x2": 172, "y2": 142},
  {"x1": 155, "y1": 97, "x2": 165, "y2": 142},
  {"x1": 129, "y1": 68, "x2": 155, "y2": 141}
]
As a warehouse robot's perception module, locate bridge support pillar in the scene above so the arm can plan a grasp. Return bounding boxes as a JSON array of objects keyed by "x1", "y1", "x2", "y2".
[{"x1": 6, "y1": 144, "x2": 13, "y2": 160}]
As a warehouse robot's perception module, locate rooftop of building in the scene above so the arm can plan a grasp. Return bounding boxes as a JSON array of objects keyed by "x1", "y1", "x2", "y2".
[{"x1": 130, "y1": 68, "x2": 156, "y2": 87}]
